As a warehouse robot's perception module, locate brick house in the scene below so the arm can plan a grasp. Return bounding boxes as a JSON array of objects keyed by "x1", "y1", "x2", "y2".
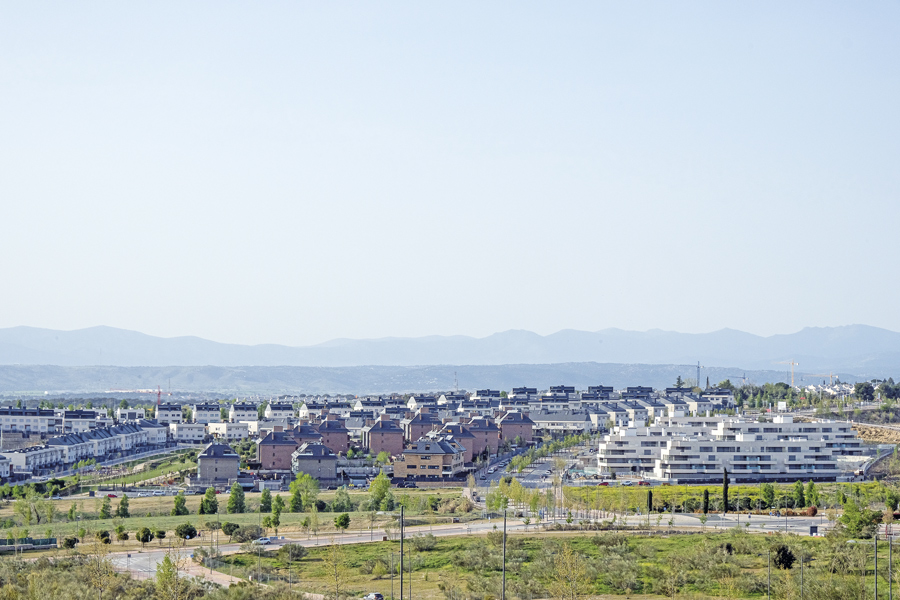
[
  {"x1": 317, "y1": 415, "x2": 350, "y2": 455},
  {"x1": 464, "y1": 416, "x2": 501, "y2": 459},
  {"x1": 255, "y1": 431, "x2": 301, "y2": 471},
  {"x1": 496, "y1": 411, "x2": 535, "y2": 444},
  {"x1": 361, "y1": 415, "x2": 404, "y2": 457},
  {"x1": 431, "y1": 423, "x2": 476, "y2": 462},
  {"x1": 401, "y1": 407, "x2": 440, "y2": 442}
]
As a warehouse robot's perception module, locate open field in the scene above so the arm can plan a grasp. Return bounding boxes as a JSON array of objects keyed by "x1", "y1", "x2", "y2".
[{"x1": 211, "y1": 528, "x2": 896, "y2": 599}]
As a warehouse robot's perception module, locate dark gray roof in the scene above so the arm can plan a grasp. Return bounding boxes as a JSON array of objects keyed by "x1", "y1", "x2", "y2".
[{"x1": 198, "y1": 442, "x2": 239, "y2": 459}]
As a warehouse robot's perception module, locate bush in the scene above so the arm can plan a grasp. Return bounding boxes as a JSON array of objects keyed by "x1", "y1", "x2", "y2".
[
  {"x1": 806, "y1": 506, "x2": 818, "y2": 517},
  {"x1": 95, "y1": 530, "x2": 111, "y2": 544},
  {"x1": 61, "y1": 537, "x2": 77, "y2": 549},
  {"x1": 232, "y1": 525, "x2": 264, "y2": 543},
  {"x1": 175, "y1": 523, "x2": 197, "y2": 541},
  {"x1": 409, "y1": 533, "x2": 437, "y2": 551},
  {"x1": 222, "y1": 522, "x2": 240, "y2": 539},
  {"x1": 773, "y1": 545, "x2": 796, "y2": 570},
  {"x1": 278, "y1": 544, "x2": 307, "y2": 562}
]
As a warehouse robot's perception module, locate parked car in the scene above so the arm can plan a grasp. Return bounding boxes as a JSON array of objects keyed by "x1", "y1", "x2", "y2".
[
  {"x1": 399, "y1": 482, "x2": 417, "y2": 488},
  {"x1": 51, "y1": 495, "x2": 62, "y2": 500},
  {"x1": 597, "y1": 482, "x2": 609, "y2": 486},
  {"x1": 106, "y1": 494, "x2": 117, "y2": 498},
  {"x1": 252, "y1": 537, "x2": 271, "y2": 545},
  {"x1": 363, "y1": 594, "x2": 384, "y2": 600},
  {"x1": 637, "y1": 481, "x2": 650, "y2": 486},
  {"x1": 620, "y1": 480, "x2": 634, "y2": 487}
]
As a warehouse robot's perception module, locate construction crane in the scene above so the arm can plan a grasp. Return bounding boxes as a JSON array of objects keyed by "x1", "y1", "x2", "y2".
[
  {"x1": 776, "y1": 360, "x2": 799, "y2": 387},
  {"x1": 726, "y1": 373, "x2": 749, "y2": 386},
  {"x1": 807, "y1": 373, "x2": 838, "y2": 385}
]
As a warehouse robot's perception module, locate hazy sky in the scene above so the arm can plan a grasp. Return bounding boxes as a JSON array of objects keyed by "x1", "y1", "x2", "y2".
[{"x1": 2, "y1": 3, "x2": 898, "y2": 346}]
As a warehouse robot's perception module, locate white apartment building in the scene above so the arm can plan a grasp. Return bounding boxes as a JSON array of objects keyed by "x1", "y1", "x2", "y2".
[
  {"x1": 156, "y1": 404, "x2": 183, "y2": 425},
  {"x1": 229, "y1": 403, "x2": 257, "y2": 423},
  {"x1": 192, "y1": 404, "x2": 222, "y2": 425},
  {"x1": 597, "y1": 417, "x2": 722, "y2": 476},
  {"x1": 264, "y1": 402, "x2": 294, "y2": 420},
  {"x1": 2, "y1": 445, "x2": 64, "y2": 475},
  {"x1": 61, "y1": 410, "x2": 113, "y2": 434},
  {"x1": 208, "y1": 421, "x2": 249, "y2": 440},
  {"x1": 654, "y1": 416, "x2": 861, "y2": 483},
  {"x1": 0, "y1": 408, "x2": 58, "y2": 434},
  {"x1": 169, "y1": 422, "x2": 207, "y2": 443},
  {"x1": 116, "y1": 408, "x2": 147, "y2": 423}
]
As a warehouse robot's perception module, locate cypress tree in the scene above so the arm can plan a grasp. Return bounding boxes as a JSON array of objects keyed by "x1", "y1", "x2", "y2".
[
  {"x1": 702, "y1": 489, "x2": 709, "y2": 514},
  {"x1": 647, "y1": 490, "x2": 653, "y2": 513},
  {"x1": 722, "y1": 468, "x2": 729, "y2": 513}
]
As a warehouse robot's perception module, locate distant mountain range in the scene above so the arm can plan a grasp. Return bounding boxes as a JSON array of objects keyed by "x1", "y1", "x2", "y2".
[
  {"x1": 0, "y1": 325, "x2": 897, "y2": 376},
  {"x1": 0, "y1": 363, "x2": 841, "y2": 395}
]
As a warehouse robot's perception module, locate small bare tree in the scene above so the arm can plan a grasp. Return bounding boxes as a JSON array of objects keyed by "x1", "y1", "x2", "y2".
[
  {"x1": 323, "y1": 537, "x2": 348, "y2": 600},
  {"x1": 85, "y1": 540, "x2": 116, "y2": 600},
  {"x1": 548, "y1": 542, "x2": 589, "y2": 600}
]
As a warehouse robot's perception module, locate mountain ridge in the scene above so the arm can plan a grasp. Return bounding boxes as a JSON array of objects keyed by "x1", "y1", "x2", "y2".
[{"x1": 0, "y1": 324, "x2": 898, "y2": 377}]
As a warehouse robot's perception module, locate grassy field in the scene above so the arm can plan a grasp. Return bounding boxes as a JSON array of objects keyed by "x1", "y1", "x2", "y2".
[{"x1": 210, "y1": 528, "x2": 888, "y2": 600}]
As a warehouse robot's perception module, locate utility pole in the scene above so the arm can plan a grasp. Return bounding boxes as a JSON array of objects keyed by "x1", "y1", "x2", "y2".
[
  {"x1": 399, "y1": 506, "x2": 404, "y2": 600},
  {"x1": 502, "y1": 511, "x2": 507, "y2": 600},
  {"x1": 390, "y1": 552, "x2": 395, "y2": 600},
  {"x1": 876, "y1": 534, "x2": 879, "y2": 600}
]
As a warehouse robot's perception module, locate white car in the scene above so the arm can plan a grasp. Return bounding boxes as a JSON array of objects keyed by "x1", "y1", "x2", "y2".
[
  {"x1": 253, "y1": 537, "x2": 271, "y2": 545},
  {"x1": 620, "y1": 480, "x2": 634, "y2": 487}
]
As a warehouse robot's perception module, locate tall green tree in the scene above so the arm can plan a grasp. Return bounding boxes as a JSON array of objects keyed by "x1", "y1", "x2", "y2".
[
  {"x1": 761, "y1": 483, "x2": 775, "y2": 508},
  {"x1": 259, "y1": 488, "x2": 272, "y2": 513},
  {"x1": 370, "y1": 472, "x2": 391, "y2": 508},
  {"x1": 272, "y1": 494, "x2": 285, "y2": 515},
  {"x1": 792, "y1": 480, "x2": 806, "y2": 508},
  {"x1": 227, "y1": 481, "x2": 245, "y2": 514},
  {"x1": 99, "y1": 496, "x2": 112, "y2": 520},
  {"x1": 805, "y1": 480, "x2": 820, "y2": 507},
  {"x1": 171, "y1": 493, "x2": 189, "y2": 516},
  {"x1": 115, "y1": 494, "x2": 130, "y2": 518},
  {"x1": 199, "y1": 487, "x2": 218, "y2": 515},
  {"x1": 702, "y1": 489, "x2": 709, "y2": 514},
  {"x1": 332, "y1": 486, "x2": 353, "y2": 513},
  {"x1": 289, "y1": 473, "x2": 319, "y2": 512},
  {"x1": 722, "y1": 468, "x2": 729, "y2": 513}
]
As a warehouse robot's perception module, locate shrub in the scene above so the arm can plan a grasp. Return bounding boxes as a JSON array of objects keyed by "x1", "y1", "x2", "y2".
[
  {"x1": 175, "y1": 523, "x2": 197, "y2": 541},
  {"x1": 232, "y1": 525, "x2": 264, "y2": 543},
  {"x1": 806, "y1": 506, "x2": 818, "y2": 517},
  {"x1": 278, "y1": 544, "x2": 307, "y2": 562},
  {"x1": 222, "y1": 522, "x2": 240, "y2": 540},
  {"x1": 773, "y1": 545, "x2": 796, "y2": 570},
  {"x1": 410, "y1": 533, "x2": 437, "y2": 551},
  {"x1": 61, "y1": 537, "x2": 77, "y2": 549}
]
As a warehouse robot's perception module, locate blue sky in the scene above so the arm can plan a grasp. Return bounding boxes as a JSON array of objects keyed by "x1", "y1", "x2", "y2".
[{"x1": 1, "y1": 3, "x2": 898, "y2": 345}]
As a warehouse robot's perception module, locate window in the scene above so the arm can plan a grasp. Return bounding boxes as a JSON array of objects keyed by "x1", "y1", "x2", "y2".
[
  {"x1": 699, "y1": 446, "x2": 714, "y2": 453},
  {"x1": 788, "y1": 447, "x2": 801, "y2": 453}
]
